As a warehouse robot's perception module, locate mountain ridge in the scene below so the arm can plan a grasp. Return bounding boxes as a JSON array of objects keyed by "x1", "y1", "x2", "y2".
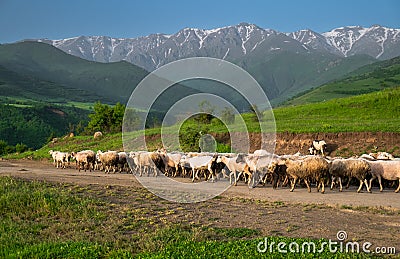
[{"x1": 25, "y1": 23, "x2": 400, "y2": 71}]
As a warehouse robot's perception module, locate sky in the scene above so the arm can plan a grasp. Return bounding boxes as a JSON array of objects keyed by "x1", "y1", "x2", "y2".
[{"x1": 0, "y1": 0, "x2": 399, "y2": 43}]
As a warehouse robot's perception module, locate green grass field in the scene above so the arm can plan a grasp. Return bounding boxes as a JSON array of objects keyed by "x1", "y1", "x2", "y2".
[{"x1": 0, "y1": 177, "x2": 380, "y2": 258}]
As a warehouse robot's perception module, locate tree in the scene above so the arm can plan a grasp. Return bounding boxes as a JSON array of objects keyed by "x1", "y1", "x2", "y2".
[
  {"x1": 15, "y1": 143, "x2": 28, "y2": 153},
  {"x1": 86, "y1": 101, "x2": 126, "y2": 133},
  {"x1": 195, "y1": 100, "x2": 215, "y2": 124},
  {"x1": 220, "y1": 107, "x2": 235, "y2": 125}
]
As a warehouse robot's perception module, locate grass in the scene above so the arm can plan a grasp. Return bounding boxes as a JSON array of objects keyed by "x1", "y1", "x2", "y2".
[
  {"x1": 285, "y1": 56, "x2": 400, "y2": 105},
  {"x1": 273, "y1": 87, "x2": 400, "y2": 133},
  {"x1": 4, "y1": 87, "x2": 400, "y2": 160},
  {"x1": 0, "y1": 176, "x2": 384, "y2": 258}
]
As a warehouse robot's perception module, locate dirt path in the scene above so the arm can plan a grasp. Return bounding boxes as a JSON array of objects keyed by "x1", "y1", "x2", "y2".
[{"x1": 1, "y1": 159, "x2": 399, "y2": 209}]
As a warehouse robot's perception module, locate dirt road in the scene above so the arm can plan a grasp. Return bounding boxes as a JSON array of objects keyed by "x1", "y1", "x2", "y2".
[{"x1": 1, "y1": 159, "x2": 399, "y2": 209}]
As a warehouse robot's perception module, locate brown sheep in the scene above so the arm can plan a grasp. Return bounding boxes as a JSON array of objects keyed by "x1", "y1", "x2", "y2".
[
  {"x1": 285, "y1": 156, "x2": 329, "y2": 193},
  {"x1": 330, "y1": 158, "x2": 372, "y2": 193}
]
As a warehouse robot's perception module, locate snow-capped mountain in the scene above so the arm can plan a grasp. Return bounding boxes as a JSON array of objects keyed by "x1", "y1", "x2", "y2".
[
  {"x1": 33, "y1": 23, "x2": 400, "y2": 71},
  {"x1": 322, "y1": 25, "x2": 400, "y2": 59}
]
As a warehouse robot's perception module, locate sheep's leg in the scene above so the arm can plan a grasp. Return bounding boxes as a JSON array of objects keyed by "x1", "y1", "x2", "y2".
[
  {"x1": 378, "y1": 176, "x2": 383, "y2": 192},
  {"x1": 320, "y1": 180, "x2": 325, "y2": 194},
  {"x1": 290, "y1": 177, "x2": 297, "y2": 192},
  {"x1": 365, "y1": 179, "x2": 371, "y2": 193},
  {"x1": 345, "y1": 177, "x2": 351, "y2": 189},
  {"x1": 339, "y1": 177, "x2": 343, "y2": 192},
  {"x1": 272, "y1": 173, "x2": 279, "y2": 189},
  {"x1": 357, "y1": 179, "x2": 364, "y2": 193},
  {"x1": 192, "y1": 169, "x2": 196, "y2": 182},
  {"x1": 395, "y1": 179, "x2": 400, "y2": 193},
  {"x1": 208, "y1": 168, "x2": 215, "y2": 182},
  {"x1": 229, "y1": 172, "x2": 234, "y2": 185},
  {"x1": 330, "y1": 176, "x2": 336, "y2": 190},
  {"x1": 282, "y1": 175, "x2": 289, "y2": 187},
  {"x1": 304, "y1": 179, "x2": 311, "y2": 193},
  {"x1": 236, "y1": 171, "x2": 243, "y2": 186}
]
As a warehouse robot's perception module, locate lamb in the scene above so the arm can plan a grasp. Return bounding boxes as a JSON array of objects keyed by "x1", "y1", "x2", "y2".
[
  {"x1": 330, "y1": 158, "x2": 372, "y2": 193},
  {"x1": 217, "y1": 154, "x2": 247, "y2": 186},
  {"x1": 309, "y1": 140, "x2": 327, "y2": 156},
  {"x1": 71, "y1": 150, "x2": 95, "y2": 172},
  {"x1": 97, "y1": 150, "x2": 119, "y2": 173},
  {"x1": 285, "y1": 156, "x2": 329, "y2": 193},
  {"x1": 367, "y1": 160, "x2": 400, "y2": 192}
]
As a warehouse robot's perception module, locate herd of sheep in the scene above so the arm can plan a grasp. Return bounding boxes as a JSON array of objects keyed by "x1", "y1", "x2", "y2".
[{"x1": 48, "y1": 140, "x2": 400, "y2": 193}]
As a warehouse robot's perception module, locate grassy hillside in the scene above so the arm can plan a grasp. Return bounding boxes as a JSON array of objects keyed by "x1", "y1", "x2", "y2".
[
  {"x1": 0, "y1": 42, "x2": 149, "y2": 104},
  {"x1": 285, "y1": 56, "x2": 400, "y2": 106},
  {"x1": 241, "y1": 49, "x2": 376, "y2": 106},
  {"x1": 274, "y1": 87, "x2": 400, "y2": 133},
  {"x1": 9, "y1": 87, "x2": 399, "y2": 159},
  {"x1": 0, "y1": 65, "x2": 110, "y2": 104}
]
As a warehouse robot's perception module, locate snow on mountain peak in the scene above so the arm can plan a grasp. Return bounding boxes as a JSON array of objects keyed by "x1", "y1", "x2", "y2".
[{"x1": 29, "y1": 24, "x2": 400, "y2": 71}]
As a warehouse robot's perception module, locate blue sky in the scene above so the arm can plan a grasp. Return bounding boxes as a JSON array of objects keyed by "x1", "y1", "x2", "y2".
[{"x1": 1, "y1": 0, "x2": 399, "y2": 43}]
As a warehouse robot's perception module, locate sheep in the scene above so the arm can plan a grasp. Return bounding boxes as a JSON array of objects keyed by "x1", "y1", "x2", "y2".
[
  {"x1": 285, "y1": 156, "x2": 329, "y2": 193},
  {"x1": 244, "y1": 154, "x2": 278, "y2": 188},
  {"x1": 71, "y1": 150, "x2": 95, "y2": 172},
  {"x1": 367, "y1": 160, "x2": 400, "y2": 192},
  {"x1": 133, "y1": 151, "x2": 164, "y2": 177},
  {"x1": 117, "y1": 152, "x2": 129, "y2": 173},
  {"x1": 253, "y1": 149, "x2": 271, "y2": 156},
  {"x1": 369, "y1": 152, "x2": 395, "y2": 160},
  {"x1": 161, "y1": 152, "x2": 182, "y2": 177},
  {"x1": 309, "y1": 140, "x2": 327, "y2": 156},
  {"x1": 188, "y1": 154, "x2": 218, "y2": 182},
  {"x1": 48, "y1": 150, "x2": 58, "y2": 167},
  {"x1": 97, "y1": 150, "x2": 119, "y2": 173},
  {"x1": 330, "y1": 158, "x2": 372, "y2": 193},
  {"x1": 216, "y1": 154, "x2": 247, "y2": 185},
  {"x1": 93, "y1": 131, "x2": 103, "y2": 139},
  {"x1": 267, "y1": 156, "x2": 288, "y2": 189},
  {"x1": 48, "y1": 150, "x2": 70, "y2": 169}
]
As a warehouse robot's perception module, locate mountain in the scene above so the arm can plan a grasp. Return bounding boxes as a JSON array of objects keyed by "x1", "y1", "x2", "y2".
[
  {"x1": 284, "y1": 56, "x2": 400, "y2": 106},
  {"x1": 31, "y1": 23, "x2": 400, "y2": 72},
  {"x1": 0, "y1": 41, "x2": 149, "y2": 104}
]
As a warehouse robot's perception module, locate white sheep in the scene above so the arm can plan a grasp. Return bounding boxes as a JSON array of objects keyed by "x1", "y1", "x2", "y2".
[
  {"x1": 367, "y1": 160, "x2": 400, "y2": 192},
  {"x1": 309, "y1": 140, "x2": 327, "y2": 156},
  {"x1": 188, "y1": 154, "x2": 217, "y2": 182},
  {"x1": 216, "y1": 154, "x2": 247, "y2": 186}
]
